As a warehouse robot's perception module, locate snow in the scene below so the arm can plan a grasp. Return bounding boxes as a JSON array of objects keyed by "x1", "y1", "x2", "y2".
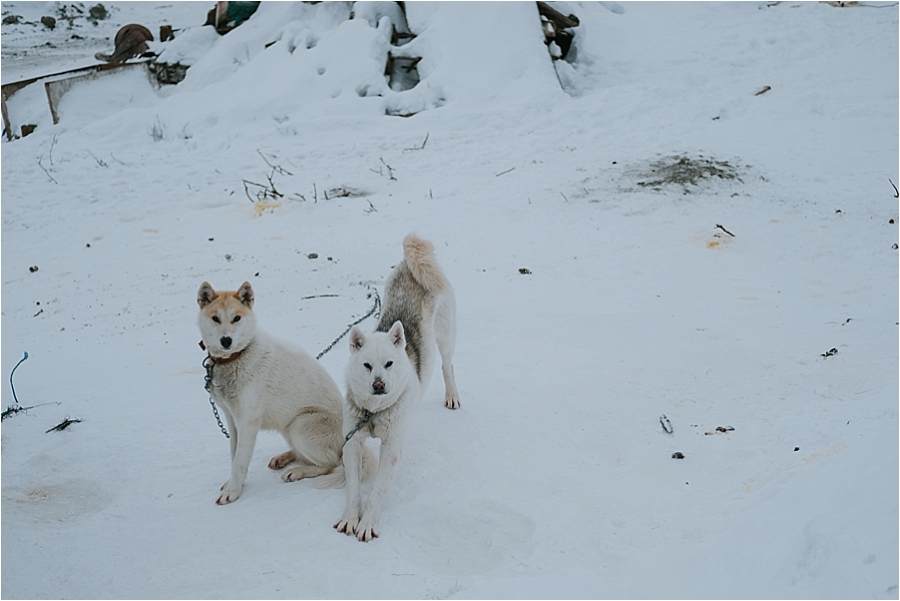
[{"x1": 1, "y1": 1, "x2": 898, "y2": 599}]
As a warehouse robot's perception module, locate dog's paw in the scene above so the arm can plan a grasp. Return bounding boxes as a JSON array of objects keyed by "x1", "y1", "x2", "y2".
[
  {"x1": 216, "y1": 485, "x2": 242, "y2": 505},
  {"x1": 282, "y1": 467, "x2": 311, "y2": 482},
  {"x1": 334, "y1": 513, "x2": 360, "y2": 536},
  {"x1": 268, "y1": 451, "x2": 296, "y2": 470},
  {"x1": 444, "y1": 394, "x2": 460, "y2": 410},
  {"x1": 355, "y1": 516, "x2": 379, "y2": 542}
]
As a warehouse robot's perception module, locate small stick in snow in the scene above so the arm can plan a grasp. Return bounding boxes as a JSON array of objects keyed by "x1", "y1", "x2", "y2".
[
  {"x1": 379, "y1": 158, "x2": 396, "y2": 181},
  {"x1": 821, "y1": 347, "x2": 838, "y2": 357},
  {"x1": 890, "y1": 178, "x2": 899, "y2": 198},
  {"x1": 495, "y1": 167, "x2": 515, "y2": 177},
  {"x1": 754, "y1": 85, "x2": 771, "y2": 96},
  {"x1": 34, "y1": 156, "x2": 57, "y2": 184},
  {"x1": 404, "y1": 133, "x2": 429, "y2": 152},
  {"x1": 46, "y1": 415, "x2": 82, "y2": 433},
  {"x1": 660, "y1": 414, "x2": 674, "y2": 434},
  {"x1": 715, "y1": 224, "x2": 735, "y2": 237},
  {"x1": 49, "y1": 134, "x2": 58, "y2": 166},
  {"x1": 88, "y1": 151, "x2": 108, "y2": 167},
  {"x1": 256, "y1": 149, "x2": 292, "y2": 176}
]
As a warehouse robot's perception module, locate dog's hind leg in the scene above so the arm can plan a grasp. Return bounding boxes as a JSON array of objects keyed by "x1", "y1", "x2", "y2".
[
  {"x1": 434, "y1": 293, "x2": 460, "y2": 409},
  {"x1": 268, "y1": 450, "x2": 296, "y2": 470},
  {"x1": 281, "y1": 410, "x2": 342, "y2": 482}
]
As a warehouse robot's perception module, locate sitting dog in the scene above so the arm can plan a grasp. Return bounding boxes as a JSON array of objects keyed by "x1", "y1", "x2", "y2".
[{"x1": 197, "y1": 281, "x2": 365, "y2": 504}]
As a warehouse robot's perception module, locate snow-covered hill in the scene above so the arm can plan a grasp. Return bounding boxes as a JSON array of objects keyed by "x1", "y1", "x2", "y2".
[{"x1": 2, "y1": 2, "x2": 897, "y2": 599}]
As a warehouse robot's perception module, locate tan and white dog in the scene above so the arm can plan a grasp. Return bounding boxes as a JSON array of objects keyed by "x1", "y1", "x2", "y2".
[
  {"x1": 197, "y1": 281, "x2": 368, "y2": 505},
  {"x1": 334, "y1": 234, "x2": 460, "y2": 541}
]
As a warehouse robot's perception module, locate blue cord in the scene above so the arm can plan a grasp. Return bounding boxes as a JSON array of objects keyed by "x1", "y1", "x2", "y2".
[{"x1": 9, "y1": 351, "x2": 28, "y2": 406}]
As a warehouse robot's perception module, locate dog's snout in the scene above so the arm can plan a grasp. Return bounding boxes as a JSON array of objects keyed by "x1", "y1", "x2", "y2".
[
  {"x1": 372, "y1": 379, "x2": 386, "y2": 394},
  {"x1": 220, "y1": 336, "x2": 233, "y2": 349}
]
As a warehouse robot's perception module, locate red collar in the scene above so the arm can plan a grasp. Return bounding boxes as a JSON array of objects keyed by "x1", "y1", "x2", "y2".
[{"x1": 199, "y1": 340, "x2": 245, "y2": 365}]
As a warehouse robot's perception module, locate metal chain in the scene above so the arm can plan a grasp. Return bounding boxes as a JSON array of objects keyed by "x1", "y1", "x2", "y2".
[
  {"x1": 342, "y1": 410, "x2": 371, "y2": 448},
  {"x1": 201, "y1": 285, "x2": 381, "y2": 439},
  {"x1": 203, "y1": 355, "x2": 230, "y2": 439},
  {"x1": 315, "y1": 286, "x2": 381, "y2": 360}
]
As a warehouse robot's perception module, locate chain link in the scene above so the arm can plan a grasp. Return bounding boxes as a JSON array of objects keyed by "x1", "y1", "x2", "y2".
[
  {"x1": 342, "y1": 410, "x2": 371, "y2": 448},
  {"x1": 203, "y1": 355, "x2": 230, "y2": 439},
  {"x1": 315, "y1": 286, "x2": 381, "y2": 360}
]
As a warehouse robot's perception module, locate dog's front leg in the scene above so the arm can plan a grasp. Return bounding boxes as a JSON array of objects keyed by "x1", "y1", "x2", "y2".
[
  {"x1": 217, "y1": 421, "x2": 259, "y2": 505},
  {"x1": 334, "y1": 435, "x2": 364, "y2": 536},
  {"x1": 223, "y1": 410, "x2": 238, "y2": 461},
  {"x1": 355, "y1": 435, "x2": 402, "y2": 542}
]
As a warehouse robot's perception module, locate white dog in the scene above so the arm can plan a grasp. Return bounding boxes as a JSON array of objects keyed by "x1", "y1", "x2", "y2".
[
  {"x1": 334, "y1": 234, "x2": 460, "y2": 541},
  {"x1": 197, "y1": 281, "x2": 365, "y2": 505}
]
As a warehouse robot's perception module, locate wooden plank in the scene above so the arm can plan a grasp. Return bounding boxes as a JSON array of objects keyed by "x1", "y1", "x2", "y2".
[{"x1": 537, "y1": 1, "x2": 580, "y2": 29}]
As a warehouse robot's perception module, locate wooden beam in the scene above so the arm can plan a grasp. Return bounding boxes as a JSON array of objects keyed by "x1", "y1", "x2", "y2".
[{"x1": 537, "y1": 1, "x2": 579, "y2": 29}]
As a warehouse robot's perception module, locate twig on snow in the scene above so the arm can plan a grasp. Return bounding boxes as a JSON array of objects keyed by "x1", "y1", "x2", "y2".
[
  {"x1": 88, "y1": 151, "x2": 108, "y2": 167},
  {"x1": 46, "y1": 415, "x2": 82, "y2": 433},
  {"x1": 49, "y1": 134, "x2": 58, "y2": 166},
  {"x1": 660, "y1": 414, "x2": 674, "y2": 435},
  {"x1": 34, "y1": 156, "x2": 57, "y2": 184},
  {"x1": 890, "y1": 178, "x2": 899, "y2": 198},
  {"x1": 380, "y1": 157, "x2": 396, "y2": 181},
  {"x1": 715, "y1": 224, "x2": 736, "y2": 237},
  {"x1": 257, "y1": 149, "x2": 292, "y2": 176},
  {"x1": 403, "y1": 132, "x2": 429, "y2": 152}
]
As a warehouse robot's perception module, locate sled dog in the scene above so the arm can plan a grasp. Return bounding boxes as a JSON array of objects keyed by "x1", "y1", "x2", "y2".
[
  {"x1": 197, "y1": 281, "x2": 366, "y2": 504},
  {"x1": 334, "y1": 234, "x2": 460, "y2": 541}
]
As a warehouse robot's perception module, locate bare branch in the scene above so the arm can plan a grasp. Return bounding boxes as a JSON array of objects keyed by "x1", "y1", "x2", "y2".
[
  {"x1": 715, "y1": 224, "x2": 736, "y2": 237},
  {"x1": 379, "y1": 157, "x2": 396, "y2": 180},
  {"x1": 403, "y1": 132, "x2": 429, "y2": 152},
  {"x1": 257, "y1": 149, "x2": 292, "y2": 176},
  {"x1": 88, "y1": 151, "x2": 107, "y2": 167},
  {"x1": 34, "y1": 156, "x2": 57, "y2": 184},
  {"x1": 49, "y1": 134, "x2": 58, "y2": 166}
]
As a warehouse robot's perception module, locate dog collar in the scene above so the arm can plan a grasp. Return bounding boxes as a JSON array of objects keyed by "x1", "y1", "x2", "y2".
[{"x1": 199, "y1": 340, "x2": 245, "y2": 364}]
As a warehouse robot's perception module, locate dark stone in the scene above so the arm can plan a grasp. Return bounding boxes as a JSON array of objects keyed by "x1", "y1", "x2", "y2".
[{"x1": 89, "y1": 4, "x2": 108, "y2": 20}]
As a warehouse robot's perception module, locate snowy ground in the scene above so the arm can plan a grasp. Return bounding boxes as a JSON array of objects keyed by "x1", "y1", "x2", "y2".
[{"x1": 1, "y1": 2, "x2": 898, "y2": 599}]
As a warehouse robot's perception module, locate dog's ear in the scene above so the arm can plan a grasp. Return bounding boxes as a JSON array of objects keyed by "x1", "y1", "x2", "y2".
[
  {"x1": 197, "y1": 282, "x2": 217, "y2": 308},
  {"x1": 388, "y1": 321, "x2": 406, "y2": 348},
  {"x1": 236, "y1": 282, "x2": 254, "y2": 308},
  {"x1": 349, "y1": 326, "x2": 366, "y2": 352}
]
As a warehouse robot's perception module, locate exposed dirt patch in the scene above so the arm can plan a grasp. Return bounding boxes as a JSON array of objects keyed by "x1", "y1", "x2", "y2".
[{"x1": 634, "y1": 155, "x2": 742, "y2": 194}]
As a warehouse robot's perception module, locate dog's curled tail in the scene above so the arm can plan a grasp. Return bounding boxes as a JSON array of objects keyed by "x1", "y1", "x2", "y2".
[
  {"x1": 312, "y1": 446, "x2": 377, "y2": 489},
  {"x1": 403, "y1": 233, "x2": 450, "y2": 294}
]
